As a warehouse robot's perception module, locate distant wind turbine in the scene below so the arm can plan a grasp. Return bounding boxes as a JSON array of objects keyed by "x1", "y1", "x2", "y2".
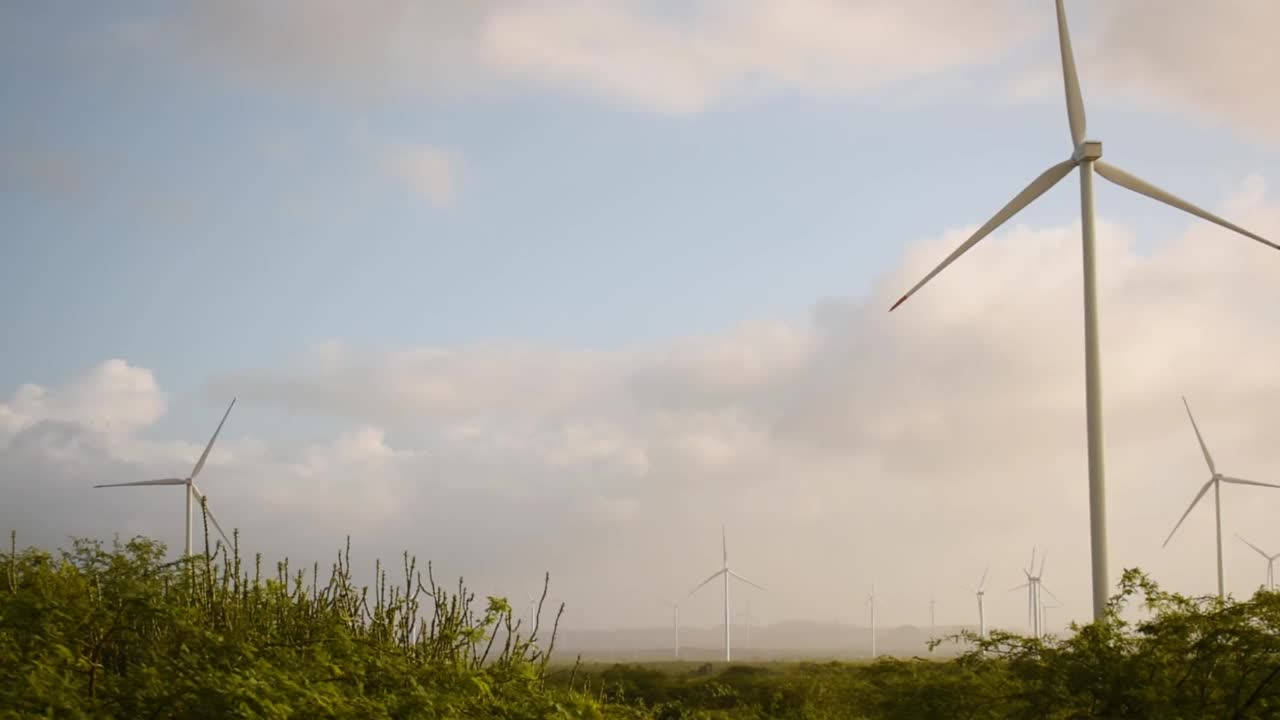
[
  {"x1": 1011, "y1": 548, "x2": 1057, "y2": 639},
  {"x1": 734, "y1": 598, "x2": 756, "y2": 648},
  {"x1": 928, "y1": 594, "x2": 937, "y2": 652},
  {"x1": 889, "y1": 0, "x2": 1278, "y2": 622},
  {"x1": 1163, "y1": 397, "x2": 1280, "y2": 598},
  {"x1": 94, "y1": 398, "x2": 236, "y2": 556},
  {"x1": 687, "y1": 525, "x2": 764, "y2": 662},
  {"x1": 969, "y1": 565, "x2": 990, "y2": 640},
  {"x1": 867, "y1": 582, "x2": 878, "y2": 659},
  {"x1": 1236, "y1": 535, "x2": 1279, "y2": 592},
  {"x1": 659, "y1": 597, "x2": 681, "y2": 659}
]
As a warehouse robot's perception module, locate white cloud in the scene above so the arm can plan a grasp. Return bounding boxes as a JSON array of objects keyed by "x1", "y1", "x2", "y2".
[
  {"x1": 0, "y1": 359, "x2": 167, "y2": 441},
  {"x1": 5, "y1": 176, "x2": 1280, "y2": 635},
  {"x1": 481, "y1": 0, "x2": 1033, "y2": 114},
  {"x1": 998, "y1": 1, "x2": 1280, "y2": 145},
  {"x1": 111, "y1": 0, "x2": 1033, "y2": 115}
]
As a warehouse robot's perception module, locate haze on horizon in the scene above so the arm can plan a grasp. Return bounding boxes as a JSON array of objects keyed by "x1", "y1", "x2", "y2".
[{"x1": 3, "y1": 1, "x2": 1279, "y2": 646}]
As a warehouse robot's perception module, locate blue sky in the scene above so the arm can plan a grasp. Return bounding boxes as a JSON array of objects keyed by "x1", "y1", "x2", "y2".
[{"x1": 4, "y1": 1, "x2": 1280, "y2": 634}]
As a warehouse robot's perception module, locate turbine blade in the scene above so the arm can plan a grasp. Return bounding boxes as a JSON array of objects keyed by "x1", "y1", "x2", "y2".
[
  {"x1": 1040, "y1": 584, "x2": 1062, "y2": 604},
  {"x1": 191, "y1": 398, "x2": 236, "y2": 480},
  {"x1": 1220, "y1": 476, "x2": 1280, "y2": 490},
  {"x1": 196, "y1": 492, "x2": 232, "y2": 548},
  {"x1": 721, "y1": 524, "x2": 728, "y2": 567},
  {"x1": 1039, "y1": 550, "x2": 1049, "y2": 578},
  {"x1": 978, "y1": 564, "x2": 989, "y2": 591},
  {"x1": 94, "y1": 478, "x2": 186, "y2": 488},
  {"x1": 1054, "y1": 0, "x2": 1087, "y2": 145},
  {"x1": 889, "y1": 160, "x2": 1075, "y2": 311},
  {"x1": 1029, "y1": 546, "x2": 1036, "y2": 574},
  {"x1": 729, "y1": 570, "x2": 765, "y2": 592},
  {"x1": 1096, "y1": 162, "x2": 1279, "y2": 251},
  {"x1": 1163, "y1": 479, "x2": 1215, "y2": 547},
  {"x1": 687, "y1": 569, "x2": 726, "y2": 599},
  {"x1": 1236, "y1": 534, "x2": 1272, "y2": 560},
  {"x1": 1008, "y1": 583, "x2": 1030, "y2": 592},
  {"x1": 1181, "y1": 396, "x2": 1216, "y2": 475}
]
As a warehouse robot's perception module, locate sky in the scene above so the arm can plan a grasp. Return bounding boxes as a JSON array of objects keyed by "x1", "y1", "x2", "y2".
[{"x1": 3, "y1": 0, "x2": 1280, "y2": 641}]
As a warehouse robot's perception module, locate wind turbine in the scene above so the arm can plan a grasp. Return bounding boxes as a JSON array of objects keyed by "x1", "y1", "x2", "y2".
[
  {"x1": 1041, "y1": 595, "x2": 1064, "y2": 634},
  {"x1": 867, "y1": 582, "x2": 878, "y2": 659},
  {"x1": 928, "y1": 594, "x2": 937, "y2": 652},
  {"x1": 735, "y1": 598, "x2": 756, "y2": 649},
  {"x1": 1163, "y1": 397, "x2": 1280, "y2": 598},
  {"x1": 970, "y1": 565, "x2": 990, "y2": 639},
  {"x1": 1236, "y1": 535, "x2": 1279, "y2": 592},
  {"x1": 1011, "y1": 548, "x2": 1053, "y2": 638},
  {"x1": 659, "y1": 597, "x2": 681, "y2": 659},
  {"x1": 888, "y1": 0, "x2": 1278, "y2": 621},
  {"x1": 687, "y1": 525, "x2": 764, "y2": 662},
  {"x1": 94, "y1": 398, "x2": 236, "y2": 556}
]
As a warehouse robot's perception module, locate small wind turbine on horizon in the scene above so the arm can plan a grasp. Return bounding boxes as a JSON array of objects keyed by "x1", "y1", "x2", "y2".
[
  {"x1": 659, "y1": 597, "x2": 681, "y2": 659},
  {"x1": 969, "y1": 565, "x2": 990, "y2": 640},
  {"x1": 1236, "y1": 536, "x2": 1279, "y2": 592},
  {"x1": 867, "y1": 582, "x2": 878, "y2": 659},
  {"x1": 1011, "y1": 548, "x2": 1059, "y2": 639},
  {"x1": 888, "y1": 0, "x2": 1278, "y2": 622},
  {"x1": 1163, "y1": 397, "x2": 1280, "y2": 598},
  {"x1": 928, "y1": 594, "x2": 937, "y2": 652},
  {"x1": 687, "y1": 525, "x2": 764, "y2": 662},
  {"x1": 734, "y1": 598, "x2": 757, "y2": 651},
  {"x1": 94, "y1": 398, "x2": 236, "y2": 556}
]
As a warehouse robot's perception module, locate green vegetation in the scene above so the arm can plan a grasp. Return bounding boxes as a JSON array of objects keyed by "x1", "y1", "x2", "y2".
[
  {"x1": 5, "y1": 521, "x2": 1280, "y2": 718},
  {"x1": 560, "y1": 571, "x2": 1280, "y2": 718},
  {"x1": 0, "y1": 524, "x2": 600, "y2": 719}
]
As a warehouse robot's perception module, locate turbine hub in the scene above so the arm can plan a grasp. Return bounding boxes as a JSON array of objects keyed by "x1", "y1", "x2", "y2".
[{"x1": 1073, "y1": 140, "x2": 1103, "y2": 163}]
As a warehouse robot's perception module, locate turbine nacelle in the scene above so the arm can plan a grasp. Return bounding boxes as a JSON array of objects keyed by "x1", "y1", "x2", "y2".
[{"x1": 1072, "y1": 140, "x2": 1102, "y2": 164}]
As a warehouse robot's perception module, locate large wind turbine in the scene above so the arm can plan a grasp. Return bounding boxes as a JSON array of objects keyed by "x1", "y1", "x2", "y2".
[
  {"x1": 889, "y1": 0, "x2": 1278, "y2": 621},
  {"x1": 687, "y1": 525, "x2": 764, "y2": 662},
  {"x1": 94, "y1": 398, "x2": 236, "y2": 556},
  {"x1": 1236, "y1": 535, "x2": 1279, "y2": 592},
  {"x1": 1163, "y1": 397, "x2": 1280, "y2": 598}
]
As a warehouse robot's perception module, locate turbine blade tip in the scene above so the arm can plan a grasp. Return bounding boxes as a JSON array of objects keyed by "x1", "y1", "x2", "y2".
[{"x1": 889, "y1": 294, "x2": 909, "y2": 312}]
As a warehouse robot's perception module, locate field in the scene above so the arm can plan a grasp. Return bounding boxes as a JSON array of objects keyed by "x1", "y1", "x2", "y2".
[{"x1": 4, "y1": 529, "x2": 1280, "y2": 718}]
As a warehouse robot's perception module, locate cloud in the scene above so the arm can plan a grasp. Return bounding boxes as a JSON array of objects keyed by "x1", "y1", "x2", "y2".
[
  {"x1": 381, "y1": 142, "x2": 462, "y2": 208},
  {"x1": 109, "y1": 0, "x2": 1033, "y2": 114},
  {"x1": 480, "y1": 0, "x2": 1034, "y2": 114},
  {"x1": 0, "y1": 359, "x2": 167, "y2": 442},
  {"x1": 1091, "y1": 1, "x2": 1280, "y2": 143},
  {"x1": 5, "y1": 176, "x2": 1280, "y2": 635},
  {"x1": 999, "y1": 1, "x2": 1280, "y2": 145}
]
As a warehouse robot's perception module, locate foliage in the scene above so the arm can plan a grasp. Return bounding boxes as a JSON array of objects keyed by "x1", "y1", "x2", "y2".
[
  {"x1": 559, "y1": 569, "x2": 1280, "y2": 719},
  {"x1": 6, "y1": 515, "x2": 1280, "y2": 720},
  {"x1": 0, "y1": 519, "x2": 612, "y2": 719}
]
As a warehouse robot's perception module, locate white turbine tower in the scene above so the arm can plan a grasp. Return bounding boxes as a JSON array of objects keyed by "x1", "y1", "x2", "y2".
[
  {"x1": 1236, "y1": 536, "x2": 1279, "y2": 592},
  {"x1": 94, "y1": 398, "x2": 236, "y2": 556},
  {"x1": 687, "y1": 525, "x2": 764, "y2": 662},
  {"x1": 889, "y1": 0, "x2": 1278, "y2": 621},
  {"x1": 1163, "y1": 397, "x2": 1280, "y2": 598}
]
